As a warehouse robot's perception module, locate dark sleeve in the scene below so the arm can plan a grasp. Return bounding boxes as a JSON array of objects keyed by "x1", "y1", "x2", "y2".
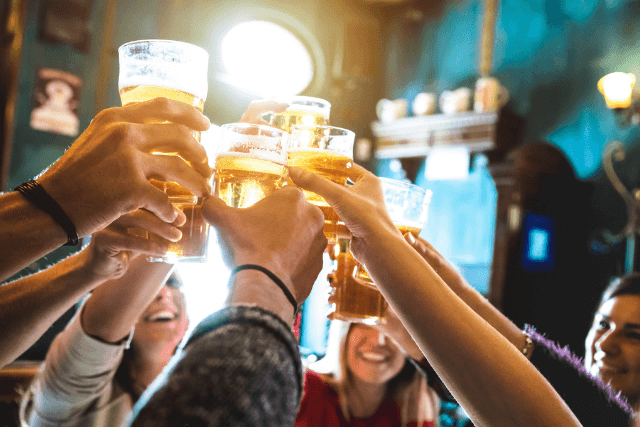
[
  {"x1": 127, "y1": 305, "x2": 303, "y2": 427},
  {"x1": 526, "y1": 326, "x2": 634, "y2": 427}
]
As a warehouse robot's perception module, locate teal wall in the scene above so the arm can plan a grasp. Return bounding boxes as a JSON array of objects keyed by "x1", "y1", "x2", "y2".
[
  {"x1": 384, "y1": 0, "x2": 640, "y2": 179},
  {"x1": 8, "y1": 0, "x2": 110, "y2": 274},
  {"x1": 378, "y1": 0, "x2": 640, "y2": 295}
]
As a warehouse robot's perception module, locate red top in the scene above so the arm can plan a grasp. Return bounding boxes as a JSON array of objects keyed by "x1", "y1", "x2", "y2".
[{"x1": 295, "y1": 371, "x2": 435, "y2": 427}]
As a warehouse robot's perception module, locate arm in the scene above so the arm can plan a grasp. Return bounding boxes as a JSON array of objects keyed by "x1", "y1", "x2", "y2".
[
  {"x1": 126, "y1": 187, "x2": 327, "y2": 426},
  {"x1": 0, "y1": 209, "x2": 179, "y2": 369},
  {"x1": 0, "y1": 97, "x2": 211, "y2": 282},
  {"x1": 290, "y1": 166, "x2": 583, "y2": 427},
  {"x1": 404, "y1": 233, "x2": 529, "y2": 357}
]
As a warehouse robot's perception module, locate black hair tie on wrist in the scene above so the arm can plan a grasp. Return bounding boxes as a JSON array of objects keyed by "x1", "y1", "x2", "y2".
[
  {"x1": 15, "y1": 180, "x2": 79, "y2": 246},
  {"x1": 230, "y1": 264, "x2": 299, "y2": 316}
]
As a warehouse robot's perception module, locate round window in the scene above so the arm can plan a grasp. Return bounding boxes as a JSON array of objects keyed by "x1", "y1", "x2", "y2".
[{"x1": 221, "y1": 20, "x2": 314, "y2": 97}]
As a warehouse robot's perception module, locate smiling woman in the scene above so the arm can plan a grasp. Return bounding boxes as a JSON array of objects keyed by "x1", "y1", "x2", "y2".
[
  {"x1": 20, "y1": 258, "x2": 190, "y2": 427},
  {"x1": 295, "y1": 321, "x2": 439, "y2": 427},
  {"x1": 585, "y1": 273, "x2": 640, "y2": 411}
]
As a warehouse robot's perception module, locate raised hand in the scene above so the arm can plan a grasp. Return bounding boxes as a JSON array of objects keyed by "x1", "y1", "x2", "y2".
[
  {"x1": 82, "y1": 209, "x2": 184, "y2": 280},
  {"x1": 37, "y1": 97, "x2": 212, "y2": 238},
  {"x1": 239, "y1": 100, "x2": 288, "y2": 126},
  {"x1": 202, "y1": 187, "x2": 326, "y2": 305}
]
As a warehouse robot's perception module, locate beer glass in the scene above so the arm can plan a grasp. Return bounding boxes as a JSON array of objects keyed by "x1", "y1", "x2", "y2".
[
  {"x1": 118, "y1": 39, "x2": 209, "y2": 263},
  {"x1": 333, "y1": 178, "x2": 432, "y2": 324},
  {"x1": 214, "y1": 123, "x2": 289, "y2": 208},
  {"x1": 269, "y1": 96, "x2": 331, "y2": 133},
  {"x1": 287, "y1": 125, "x2": 355, "y2": 243}
]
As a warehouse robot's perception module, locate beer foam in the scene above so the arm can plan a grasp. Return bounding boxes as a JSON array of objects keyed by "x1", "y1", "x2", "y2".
[
  {"x1": 217, "y1": 150, "x2": 287, "y2": 165},
  {"x1": 118, "y1": 41, "x2": 209, "y2": 100},
  {"x1": 287, "y1": 147, "x2": 354, "y2": 160},
  {"x1": 285, "y1": 104, "x2": 327, "y2": 116}
]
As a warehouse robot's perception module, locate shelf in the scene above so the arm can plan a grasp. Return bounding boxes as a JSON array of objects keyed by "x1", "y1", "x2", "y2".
[{"x1": 371, "y1": 111, "x2": 500, "y2": 159}]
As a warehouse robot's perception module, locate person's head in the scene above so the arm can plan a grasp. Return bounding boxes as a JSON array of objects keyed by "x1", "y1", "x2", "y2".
[
  {"x1": 115, "y1": 272, "x2": 189, "y2": 400},
  {"x1": 311, "y1": 320, "x2": 425, "y2": 422},
  {"x1": 345, "y1": 323, "x2": 409, "y2": 388},
  {"x1": 585, "y1": 273, "x2": 640, "y2": 405}
]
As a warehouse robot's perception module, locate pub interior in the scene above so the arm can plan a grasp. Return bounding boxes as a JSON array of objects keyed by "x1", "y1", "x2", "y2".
[{"x1": 2, "y1": 0, "x2": 640, "y2": 425}]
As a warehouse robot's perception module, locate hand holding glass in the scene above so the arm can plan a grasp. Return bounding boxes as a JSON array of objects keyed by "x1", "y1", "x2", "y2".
[
  {"x1": 333, "y1": 178, "x2": 432, "y2": 324},
  {"x1": 118, "y1": 39, "x2": 210, "y2": 263},
  {"x1": 287, "y1": 125, "x2": 355, "y2": 243},
  {"x1": 214, "y1": 123, "x2": 289, "y2": 208}
]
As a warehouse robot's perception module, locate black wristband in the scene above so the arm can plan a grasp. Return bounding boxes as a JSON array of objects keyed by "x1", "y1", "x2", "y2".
[
  {"x1": 230, "y1": 264, "x2": 299, "y2": 316},
  {"x1": 15, "y1": 180, "x2": 79, "y2": 246}
]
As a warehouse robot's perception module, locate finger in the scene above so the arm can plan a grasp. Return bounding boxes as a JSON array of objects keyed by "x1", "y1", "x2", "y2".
[
  {"x1": 137, "y1": 185, "x2": 180, "y2": 224},
  {"x1": 346, "y1": 163, "x2": 368, "y2": 182},
  {"x1": 112, "y1": 210, "x2": 183, "y2": 242},
  {"x1": 93, "y1": 228, "x2": 169, "y2": 256},
  {"x1": 145, "y1": 154, "x2": 211, "y2": 197},
  {"x1": 288, "y1": 167, "x2": 350, "y2": 209},
  {"x1": 111, "y1": 97, "x2": 210, "y2": 131},
  {"x1": 239, "y1": 100, "x2": 288, "y2": 123},
  {"x1": 136, "y1": 124, "x2": 212, "y2": 178},
  {"x1": 201, "y1": 195, "x2": 234, "y2": 226}
]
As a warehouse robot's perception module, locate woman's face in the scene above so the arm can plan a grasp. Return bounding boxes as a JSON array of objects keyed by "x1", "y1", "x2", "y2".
[
  {"x1": 585, "y1": 295, "x2": 640, "y2": 403},
  {"x1": 346, "y1": 324, "x2": 406, "y2": 386},
  {"x1": 132, "y1": 285, "x2": 189, "y2": 354}
]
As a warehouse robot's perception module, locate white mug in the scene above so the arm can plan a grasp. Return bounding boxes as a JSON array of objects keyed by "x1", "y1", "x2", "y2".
[
  {"x1": 439, "y1": 87, "x2": 472, "y2": 115},
  {"x1": 376, "y1": 98, "x2": 408, "y2": 122},
  {"x1": 474, "y1": 77, "x2": 509, "y2": 112},
  {"x1": 412, "y1": 92, "x2": 437, "y2": 116}
]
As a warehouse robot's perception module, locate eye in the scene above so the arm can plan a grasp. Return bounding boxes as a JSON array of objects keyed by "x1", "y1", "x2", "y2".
[
  {"x1": 597, "y1": 320, "x2": 609, "y2": 330},
  {"x1": 626, "y1": 332, "x2": 640, "y2": 340}
]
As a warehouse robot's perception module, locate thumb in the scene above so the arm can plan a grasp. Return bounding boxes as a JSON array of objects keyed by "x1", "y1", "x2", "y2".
[
  {"x1": 201, "y1": 196, "x2": 233, "y2": 226},
  {"x1": 288, "y1": 166, "x2": 348, "y2": 208}
]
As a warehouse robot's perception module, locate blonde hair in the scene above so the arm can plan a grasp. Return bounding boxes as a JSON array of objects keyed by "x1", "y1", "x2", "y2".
[{"x1": 308, "y1": 320, "x2": 438, "y2": 425}]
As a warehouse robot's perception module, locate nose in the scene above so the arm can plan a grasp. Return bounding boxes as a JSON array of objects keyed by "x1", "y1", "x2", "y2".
[
  {"x1": 155, "y1": 286, "x2": 174, "y2": 305},
  {"x1": 596, "y1": 330, "x2": 620, "y2": 356}
]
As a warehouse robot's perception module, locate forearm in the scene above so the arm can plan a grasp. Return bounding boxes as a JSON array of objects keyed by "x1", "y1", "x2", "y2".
[
  {"x1": 456, "y1": 285, "x2": 529, "y2": 357},
  {"x1": 127, "y1": 305, "x2": 302, "y2": 427},
  {"x1": 82, "y1": 257, "x2": 175, "y2": 343},
  {"x1": 0, "y1": 192, "x2": 68, "y2": 281},
  {"x1": 360, "y1": 230, "x2": 581, "y2": 427},
  {"x1": 0, "y1": 250, "x2": 105, "y2": 368}
]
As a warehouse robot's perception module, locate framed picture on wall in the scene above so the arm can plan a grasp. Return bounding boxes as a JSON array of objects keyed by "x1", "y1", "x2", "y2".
[{"x1": 30, "y1": 68, "x2": 82, "y2": 137}]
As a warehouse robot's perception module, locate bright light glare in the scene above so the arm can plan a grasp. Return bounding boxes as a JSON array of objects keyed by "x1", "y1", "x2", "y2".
[
  {"x1": 177, "y1": 230, "x2": 230, "y2": 335},
  {"x1": 598, "y1": 72, "x2": 636, "y2": 109},
  {"x1": 221, "y1": 21, "x2": 314, "y2": 97}
]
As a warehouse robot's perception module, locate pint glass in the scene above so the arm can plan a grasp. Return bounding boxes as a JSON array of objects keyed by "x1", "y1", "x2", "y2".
[
  {"x1": 269, "y1": 96, "x2": 330, "y2": 133},
  {"x1": 288, "y1": 125, "x2": 355, "y2": 243},
  {"x1": 333, "y1": 178, "x2": 432, "y2": 324},
  {"x1": 214, "y1": 123, "x2": 289, "y2": 208},
  {"x1": 118, "y1": 39, "x2": 210, "y2": 263}
]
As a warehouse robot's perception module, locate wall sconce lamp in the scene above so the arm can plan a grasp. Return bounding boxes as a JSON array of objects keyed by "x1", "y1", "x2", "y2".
[{"x1": 598, "y1": 72, "x2": 639, "y2": 126}]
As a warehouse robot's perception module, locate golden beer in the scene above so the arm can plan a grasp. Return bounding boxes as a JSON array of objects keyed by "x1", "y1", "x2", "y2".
[
  {"x1": 119, "y1": 86, "x2": 208, "y2": 262},
  {"x1": 214, "y1": 153, "x2": 287, "y2": 208},
  {"x1": 287, "y1": 149, "x2": 353, "y2": 242},
  {"x1": 119, "y1": 85, "x2": 205, "y2": 111},
  {"x1": 333, "y1": 240, "x2": 388, "y2": 324},
  {"x1": 270, "y1": 109, "x2": 328, "y2": 133}
]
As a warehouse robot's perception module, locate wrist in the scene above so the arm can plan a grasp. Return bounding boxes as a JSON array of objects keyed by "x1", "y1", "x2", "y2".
[{"x1": 228, "y1": 269, "x2": 295, "y2": 324}]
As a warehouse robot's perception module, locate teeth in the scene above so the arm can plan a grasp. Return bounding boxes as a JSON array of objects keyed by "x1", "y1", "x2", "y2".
[
  {"x1": 360, "y1": 352, "x2": 386, "y2": 362},
  {"x1": 149, "y1": 311, "x2": 176, "y2": 322}
]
